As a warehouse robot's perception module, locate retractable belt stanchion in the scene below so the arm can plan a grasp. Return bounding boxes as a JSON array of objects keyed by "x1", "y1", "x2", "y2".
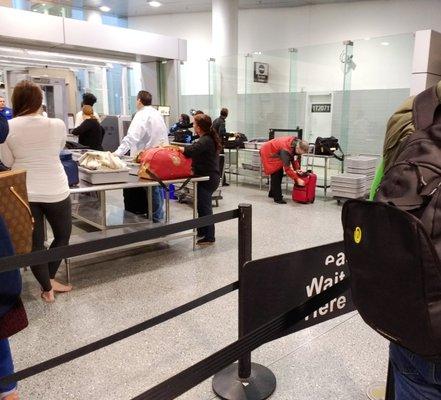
[
  {"x1": 385, "y1": 360, "x2": 395, "y2": 400},
  {"x1": 212, "y1": 204, "x2": 277, "y2": 400}
]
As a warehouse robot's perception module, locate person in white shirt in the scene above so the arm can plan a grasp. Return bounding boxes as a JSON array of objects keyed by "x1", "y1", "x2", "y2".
[
  {"x1": 114, "y1": 90, "x2": 169, "y2": 222},
  {"x1": 0, "y1": 80, "x2": 72, "y2": 303},
  {"x1": 74, "y1": 92, "x2": 100, "y2": 128}
]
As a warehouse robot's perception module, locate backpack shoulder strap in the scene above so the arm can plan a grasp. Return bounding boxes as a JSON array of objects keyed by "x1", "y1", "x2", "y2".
[{"x1": 413, "y1": 85, "x2": 439, "y2": 130}]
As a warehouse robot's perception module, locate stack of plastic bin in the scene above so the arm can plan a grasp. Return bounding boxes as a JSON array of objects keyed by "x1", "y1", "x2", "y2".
[
  {"x1": 331, "y1": 173, "x2": 367, "y2": 201},
  {"x1": 345, "y1": 156, "x2": 378, "y2": 194}
]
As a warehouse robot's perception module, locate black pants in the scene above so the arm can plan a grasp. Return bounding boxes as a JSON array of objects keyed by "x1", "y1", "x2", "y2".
[
  {"x1": 197, "y1": 180, "x2": 219, "y2": 241},
  {"x1": 219, "y1": 151, "x2": 227, "y2": 186},
  {"x1": 30, "y1": 197, "x2": 72, "y2": 292},
  {"x1": 269, "y1": 168, "x2": 284, "y2": 201}
]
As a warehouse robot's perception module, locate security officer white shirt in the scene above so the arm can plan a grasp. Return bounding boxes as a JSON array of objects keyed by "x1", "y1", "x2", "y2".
[{"x1": 115, "y1": 106, "x2": 169, "y2": 157}]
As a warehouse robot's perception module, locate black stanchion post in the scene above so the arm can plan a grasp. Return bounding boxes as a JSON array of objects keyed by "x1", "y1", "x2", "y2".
[
  {"x1": 385, "y1": 359, "x2": 395, "y2": 400},
  {"x1": 238, "y1": 203, "x2": 252, "y2": 379},
  {"x1": 212, "y1": 204, "x2": 277, "y2": 400}
]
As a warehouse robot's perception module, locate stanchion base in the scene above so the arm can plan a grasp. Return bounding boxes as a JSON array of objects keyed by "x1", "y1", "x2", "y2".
[
  {"x1": 366, "y1": 382, "x2": 386, "y2": 400},
  {"x1": 212, "y1": 362, "x2": 276, "y2": 400}
]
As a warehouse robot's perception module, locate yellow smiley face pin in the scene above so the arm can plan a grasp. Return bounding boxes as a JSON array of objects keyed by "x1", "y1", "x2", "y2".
[{"x1": 354, "y1": 227, "x2": 362, "y2": 244}]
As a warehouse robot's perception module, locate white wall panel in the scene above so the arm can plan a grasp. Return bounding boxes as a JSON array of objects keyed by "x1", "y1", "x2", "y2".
[
  {"x1": 0, "y1": 6, "x2": 64, "y2": 46},
  {"x1": 63, "y1": 19, "x2": 184, "y2": 61},
  {"x1": 0, "y1": 6, "x2": 187, "y2": 62}
]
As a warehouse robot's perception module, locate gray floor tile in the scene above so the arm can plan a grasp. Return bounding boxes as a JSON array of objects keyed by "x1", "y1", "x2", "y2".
[{"x1": 9, "y1": 184, "x2": 385, "y2": 399}]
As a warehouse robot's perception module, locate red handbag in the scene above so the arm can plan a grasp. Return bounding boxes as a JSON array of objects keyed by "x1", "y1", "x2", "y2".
[
  {"x1": 0, "y1": 298, "x2": 28, "y2": 339},
  {"x1": 138, "y1": 148, "x2": 192, "y2": 181}
]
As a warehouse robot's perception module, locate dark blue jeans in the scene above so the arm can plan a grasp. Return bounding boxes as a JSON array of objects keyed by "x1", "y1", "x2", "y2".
[
  {"x1": 390, "y1": 343, "x2": 441, "y2": 399},
  {"x1": 152, "y1": 186, "x2": 164, "y2": 223},
  {"x1": 0, "y1": 338, "x2": 16, "y2": 396},
  {"x1": 197, "y1": 183, "x2": 216, "y2": 241}
]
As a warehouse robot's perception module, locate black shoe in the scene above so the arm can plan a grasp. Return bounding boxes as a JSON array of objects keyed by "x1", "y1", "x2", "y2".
[
  {"x1": 197, "y1": 237, "x2": 216, "y2": 246},
  {"x1": 274, "y1": 199, "x2": 287, "y2": 204},
  {"x1": 222, "y1": 182, "x2": 230, "y2": 187},
  {"x1": 268, "y1": 192, "x2": 274, "y2": 198}
]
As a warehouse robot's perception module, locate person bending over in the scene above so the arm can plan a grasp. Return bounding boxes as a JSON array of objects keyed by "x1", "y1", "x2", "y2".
[
  {"x1": 177, "y1": 114, "x2": 220, "y2": 245},
  {"x1": 71, "y1": 105, "x2": 105, "y2": 151},
  {"x1": 0, "y1": 80, "x2": 72, "y2": 303},
  {"x1": 260, "y1": 136, "x2": 309, "y2": 204}
]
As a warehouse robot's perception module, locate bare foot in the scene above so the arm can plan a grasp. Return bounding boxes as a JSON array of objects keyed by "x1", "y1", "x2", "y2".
[
  {"x1": 2, "y1": 391, "x2": 19, "y2": 400},
  {"x1": 50, "y1": 279, "x2": 73, "y2": 293},
  {"x1": 41, "y1": 290, "x2": 55, "y2": 303}
]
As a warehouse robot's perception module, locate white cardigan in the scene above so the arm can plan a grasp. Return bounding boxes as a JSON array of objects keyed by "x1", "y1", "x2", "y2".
[{"x1": 1, "y1": 115, "x2": 70, "y2": 203}]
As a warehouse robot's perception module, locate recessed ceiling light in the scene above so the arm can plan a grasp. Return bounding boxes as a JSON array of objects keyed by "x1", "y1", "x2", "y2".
[
  {"x1": 381, "y1": 42, "x2": 390, "y2": 46},
  {"x1": 99, "y1": 5, "x2": 111, "y2": 12},
  {"x1": 148, "y1": 1, "x2": 162, "y2": 7}
]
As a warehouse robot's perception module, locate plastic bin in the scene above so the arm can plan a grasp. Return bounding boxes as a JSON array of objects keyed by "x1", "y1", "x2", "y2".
[{"x1": 163, "y1": 183, "x2": 177, "y2": 200}]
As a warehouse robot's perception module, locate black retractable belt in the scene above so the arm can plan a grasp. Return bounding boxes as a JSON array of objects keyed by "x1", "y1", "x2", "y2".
[
  {"x1": 132, "y1": 278, "x2": 350, "y2": 400},
  {"x1": 0, "y1": 210, "x2": 241, "y2": 273},
  {"x1": 0, "y1": 282, "x2": 239, "y2": 386}
]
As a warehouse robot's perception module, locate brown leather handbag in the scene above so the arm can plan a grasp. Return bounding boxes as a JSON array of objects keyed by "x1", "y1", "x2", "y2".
[
  {"x1": 0, "y1": 298, "x2": 28, "y2": 339},
  {"x1": 0, "y1": 170, "x2": 34, "y2": 254}
]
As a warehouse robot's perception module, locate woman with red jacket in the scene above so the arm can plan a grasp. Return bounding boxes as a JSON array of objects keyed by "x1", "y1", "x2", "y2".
[{"x1": 260, "y1": 136, "x2": 309, "y2": 204}]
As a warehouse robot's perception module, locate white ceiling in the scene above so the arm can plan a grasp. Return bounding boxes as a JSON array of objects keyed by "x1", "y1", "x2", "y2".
[{"x1": 36, "y1": 0, "x2": 370, "y2": 18}]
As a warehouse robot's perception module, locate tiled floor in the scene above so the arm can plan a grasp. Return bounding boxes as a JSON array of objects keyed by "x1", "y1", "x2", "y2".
[{"x1": 11, "y1": 183, "x2": 388, "y2": 399}]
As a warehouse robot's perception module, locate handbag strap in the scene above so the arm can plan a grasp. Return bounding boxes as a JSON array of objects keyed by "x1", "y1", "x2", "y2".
[
  {"x1": 145, "y1": 167, "x2": 194, "y2": 192},
  {"x1": 319, "y1": 141, "x2": 345, "y2": 162}
]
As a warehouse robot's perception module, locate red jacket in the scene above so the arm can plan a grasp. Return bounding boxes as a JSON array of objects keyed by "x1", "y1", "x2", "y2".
[{"x1": 260, "y1": 136, "x2": 301, "y2": 180}]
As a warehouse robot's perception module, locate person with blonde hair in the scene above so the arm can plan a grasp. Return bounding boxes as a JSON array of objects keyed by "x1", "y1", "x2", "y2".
[{"x1": 71, "y1": 105, "x2": 104, "y2": 150}]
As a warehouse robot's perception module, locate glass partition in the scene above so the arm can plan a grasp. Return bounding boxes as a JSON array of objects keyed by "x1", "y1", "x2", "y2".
[
  {"x1": 107, "y1": 64, "x2": 123, "y2": 115},
  {"x1": 178, "y1": 32, "x2": 414, "y2": 158},
  {"x1": 88, "y1": 68, "x2": 104, "y2": 115}
]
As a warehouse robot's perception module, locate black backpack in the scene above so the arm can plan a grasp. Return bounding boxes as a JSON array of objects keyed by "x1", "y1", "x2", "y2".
[
  {"x1": 374, "y1": 85, "x2": 441, "y2": 258},
  {"x1": 224, "y1": 133, "x2": 248, "y2": 149},
  {"x1": 173, "y1": 129, "x2": 192, "y2": 144},
  {"x1": 342, "y1": 200, "x2": 441, "y2": 357}
]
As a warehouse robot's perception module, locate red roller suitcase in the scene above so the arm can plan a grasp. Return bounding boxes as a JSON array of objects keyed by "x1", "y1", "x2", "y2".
[{"x1": 292, "y1": 172, "x2": 317, "y2": 203}]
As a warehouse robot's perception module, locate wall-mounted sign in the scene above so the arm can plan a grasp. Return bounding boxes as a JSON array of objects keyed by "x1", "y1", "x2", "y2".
[
  {"x1": 254, "y1": 62, "x2": 269, "y2": 83},
  {"x1": 153, "y1": 105, "x2": 171, "y2": 116},
  {"x1": 311, "y1": 104, "x2": 331, "y2": 113}
]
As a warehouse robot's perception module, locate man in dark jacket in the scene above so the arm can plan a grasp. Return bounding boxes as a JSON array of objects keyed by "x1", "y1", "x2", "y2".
[
  {"x1": 212, "y1": 108, "x2": 229, "y2": 186},
  {"x1": 0, "y1": 113, "x2": 8, "y2": 143},
  {"x1": 0, "y1": 97, "x2": 12, "y2": 121},
  {"x1": 0, "y1": 113, "x2": 9, "y2": 170}
]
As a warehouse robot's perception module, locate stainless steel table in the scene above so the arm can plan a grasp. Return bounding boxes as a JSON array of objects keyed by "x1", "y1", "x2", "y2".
[
  {"x1": 54, "y1": 175, "x2": 210, "y2": 282},
  {"x1": 70, "y1": 175, "x2": 209, "y2": 230}
]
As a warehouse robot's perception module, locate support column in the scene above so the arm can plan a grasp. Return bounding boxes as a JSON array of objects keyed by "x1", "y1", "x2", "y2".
[
  {"x1": 212, "y1": 0, "x2": 238, "y2": 130},
  {"x1": 140, "y1": 62, "x2": 160, "y2": 105},
  {"x1": 411, "y1": 30, "x2": 441, "y2": 95},
  {"x1": 164, "y1": 59, "x2": 181, "y2": 123},
  {"x1": 85, "y1": 10, "x2": 102, "y2": 24}
]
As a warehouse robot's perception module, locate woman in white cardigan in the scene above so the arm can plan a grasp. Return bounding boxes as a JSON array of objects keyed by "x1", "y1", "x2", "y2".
[{"x1": 1, "y1": 81, "x2": 72, "y2": 303}]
